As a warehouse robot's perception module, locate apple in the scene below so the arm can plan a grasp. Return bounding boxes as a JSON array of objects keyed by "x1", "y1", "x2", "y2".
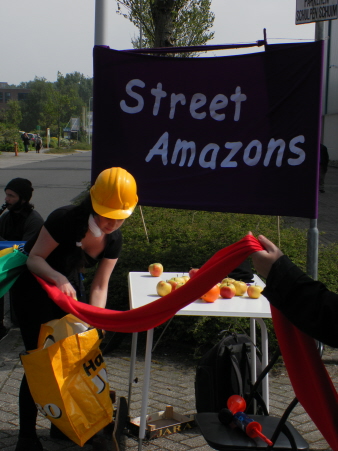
[
  {"x1": 167, "y1": 278, "x2": 180, "y2": 291},
  {"x1": 221, "y1": 277, "x2": 235, "y2": 284},
  {"x1": 175, "y1": 282, "x2": 185, "y2": 290},
  {"x1": 148, "y1": 263, "x2": 163, "y2": 277},
  {"x1": 181, "y1": 275, "x2": 190, "y2": 283},
  {"x1": 232, "y1": 280, "x2": 248, "y2": 296},
  {"x1": 247, "y1": 285, "x2": 263, "y2": 299},
  {"x1": 156, "y1": 280, "x2": 172, "y2": 296},
  {"x1": 189, "y1": 268, "x2": 199, "y2": 278},
  {"x1": 220, "y1": 282, "x2": 236, "y2": 299}
]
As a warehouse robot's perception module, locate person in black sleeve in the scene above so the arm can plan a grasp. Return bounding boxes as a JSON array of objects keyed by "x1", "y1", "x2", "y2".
[
  {"x1": 0, "y1": 178, "x2": 43, "y2": 339},
  {"x1": 10, "y1": 167, "x2": 138, "y2": 451},
  {"x1": 250, "y1": 233, "x2": 338, "y2": 348}
]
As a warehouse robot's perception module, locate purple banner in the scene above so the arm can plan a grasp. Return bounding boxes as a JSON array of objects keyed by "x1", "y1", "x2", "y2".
[{"x1": 92, "y1": 42, "x2": 323, "y2": 218}]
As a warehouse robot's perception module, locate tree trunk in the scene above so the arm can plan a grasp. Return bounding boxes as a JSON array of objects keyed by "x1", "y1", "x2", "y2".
[{"x1": 151, "y1": 0, "x2": 176, "y2": 47}]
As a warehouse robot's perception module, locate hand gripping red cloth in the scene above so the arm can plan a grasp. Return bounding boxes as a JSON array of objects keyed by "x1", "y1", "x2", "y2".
[{"x1": 35, "y1": 234, "x2": 338, "y2": 449}]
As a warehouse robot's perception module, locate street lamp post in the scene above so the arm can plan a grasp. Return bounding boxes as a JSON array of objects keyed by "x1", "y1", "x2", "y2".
[{"x1": 88, "y1": 97, "x2": 93, "y2": 144}]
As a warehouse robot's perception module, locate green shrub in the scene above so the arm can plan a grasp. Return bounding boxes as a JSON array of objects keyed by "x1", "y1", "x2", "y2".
[{"x1": 49, "y1": 137, "x2": 58, "y2": 148}]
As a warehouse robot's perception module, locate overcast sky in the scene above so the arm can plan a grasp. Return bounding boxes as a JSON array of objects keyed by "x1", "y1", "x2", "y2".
[{"x1": 1, "y1": 0, "x2": 315, "y2": 86}]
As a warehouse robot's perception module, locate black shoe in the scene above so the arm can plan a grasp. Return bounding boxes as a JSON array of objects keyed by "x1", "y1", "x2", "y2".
[
  {"x1": 50, "y1": 423, "x2": 71, "y2": 441},
  {"x1": 15, "y1": 436, "x2": 45, "y2": 451},
  {"x1": 112, "y1": 397, "x2": 128, "y2": 451}
]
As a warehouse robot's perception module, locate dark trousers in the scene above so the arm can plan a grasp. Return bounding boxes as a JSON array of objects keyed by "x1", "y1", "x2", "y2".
[{"x1": 11, "y1": 270, "x2": 67, "y2": 437}]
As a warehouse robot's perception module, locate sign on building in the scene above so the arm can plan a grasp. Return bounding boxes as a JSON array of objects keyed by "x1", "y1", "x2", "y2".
[{"x1": 296, "y1": 0, "x2": 338, "y2": 24}]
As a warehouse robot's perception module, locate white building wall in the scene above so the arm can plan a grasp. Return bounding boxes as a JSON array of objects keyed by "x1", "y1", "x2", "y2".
[{"x1": 322, "y1": 19, "x2": 338, "y2": 160}]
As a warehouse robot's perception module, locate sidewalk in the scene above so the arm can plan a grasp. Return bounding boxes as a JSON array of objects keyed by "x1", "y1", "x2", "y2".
[
  {"x1": 0, "y1": 148, "x2": 88, "y2": 169},
  {"x1": 0, "y1": 323, "x2": 337, "y2": 451}
]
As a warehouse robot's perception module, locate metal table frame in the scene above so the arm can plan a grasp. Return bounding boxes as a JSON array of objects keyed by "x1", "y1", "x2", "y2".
[{"x1": 127, "y1": 272, "x2": 272, "y2": 450}]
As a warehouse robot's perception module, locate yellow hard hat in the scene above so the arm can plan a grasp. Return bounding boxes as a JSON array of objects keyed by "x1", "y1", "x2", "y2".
[{"x1": 90, "y1": 167, "x2": 138, "y2": 219}]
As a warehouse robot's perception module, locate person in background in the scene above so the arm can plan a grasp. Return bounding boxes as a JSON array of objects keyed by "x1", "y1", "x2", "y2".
[
  {"x1": 21, "y1": 133, "x2": 30, "y2": 153},
  {"x1": 0, "y1": 178, "x2": 43, "y2": 339},
  {"x1": 35, "y1": 134, "x2": 42, "y2": 153},
  {"x1": 250, "y1": 233, "x2": 338, "y2": 348},
  {"x1": 10, "y1": 167, "x2": 138, "y2": 451},
  {"x1": 319, "y1": 143, "x2": 329, "y2": 193}
]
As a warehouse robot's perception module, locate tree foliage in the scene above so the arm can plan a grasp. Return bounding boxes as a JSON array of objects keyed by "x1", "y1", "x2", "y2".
[
  {"x1": 0, "y1": 100, "x2": 22, "y2": 151},
  {"x1": 116, "y1": 0, "x2": 215, "y2": 54},
  {"x1": 17, "y1": 73, "x2": 93, "y2": 140}
]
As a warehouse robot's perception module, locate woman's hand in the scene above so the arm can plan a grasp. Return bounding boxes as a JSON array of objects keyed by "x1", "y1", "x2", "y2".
[
  {"x1": 54, "y1": 274, "x2": 77, "y2": 299},
  {"x1": 249, "y1": 233, "x2": 284, "y2": 279}
]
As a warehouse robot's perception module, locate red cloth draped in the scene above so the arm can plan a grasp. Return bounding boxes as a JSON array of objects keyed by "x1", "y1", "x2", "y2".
[
  {"x1": 34, "y1": 233, "x2": 338, "y2": 449},
  {"x1": 34, "y1": 234, "x2": 263, "y2": 333},
  {"x1": 271, "y1": 306, "x2": 338, "y2": 450}
]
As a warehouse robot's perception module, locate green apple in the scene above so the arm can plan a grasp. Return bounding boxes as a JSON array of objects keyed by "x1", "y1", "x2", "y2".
[
  {"x1": 232, "y1": 280, "x2": 247, "y2": 296},
  {"x1": 156, "y1": 280, "x2": 172, "y2": 296},
  {"x1": 247, "y1": 285, "x2": 263, "y2": 299}
]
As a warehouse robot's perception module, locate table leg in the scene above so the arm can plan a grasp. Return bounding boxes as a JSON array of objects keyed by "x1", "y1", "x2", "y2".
[
  {"x1": 138, "y1": 328, "x2": 154, "y2": 451},
  {"x1": 249, "y1": 318, "x2": 269, "y2": 412},
  {"x1": 255, "y1": 318, "x2": 269, "y2": 411},
  {"x1": 128, "y1": 332, "x2": 138, "y2": 416}
]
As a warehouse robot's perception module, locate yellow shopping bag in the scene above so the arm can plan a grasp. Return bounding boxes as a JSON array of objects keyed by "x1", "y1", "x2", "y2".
[{"x1": 21, "y1": 314, "x2": 113, "y2": 446}]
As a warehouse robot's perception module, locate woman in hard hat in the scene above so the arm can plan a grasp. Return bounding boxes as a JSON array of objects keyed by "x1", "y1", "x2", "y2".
[{"x1": 11, "y1": 167, "x2": 138, "y2": 451}]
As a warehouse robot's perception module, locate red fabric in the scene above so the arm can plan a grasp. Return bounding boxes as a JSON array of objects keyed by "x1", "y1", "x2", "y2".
[
  {"x1": 34, "y1": 233, "x2": 338, "y2": 448},
  {"x1": 271, "y1": 306, "x2": 338, "y2": 450},
  {"x1": 34, "y1": 234, "x2": 263, "y2": 333}
]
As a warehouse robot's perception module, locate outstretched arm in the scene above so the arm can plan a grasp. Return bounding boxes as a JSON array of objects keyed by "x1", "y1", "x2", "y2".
[{"x1": 249, "y1": 232, "x2": 338, "y2": 347}]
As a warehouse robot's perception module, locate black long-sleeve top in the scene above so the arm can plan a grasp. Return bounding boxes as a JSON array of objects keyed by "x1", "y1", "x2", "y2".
[{"x1": 263, "y1": 255, "x2": 338, "y2": 348}]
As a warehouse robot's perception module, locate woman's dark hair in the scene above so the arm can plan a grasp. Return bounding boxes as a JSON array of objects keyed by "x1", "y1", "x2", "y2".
[
  {"x1": 72, "y1": 193, "x2": 96, "y2": 243},
  {"x1": 67, "y1": 193, "x2": 96, "y2": 271}
]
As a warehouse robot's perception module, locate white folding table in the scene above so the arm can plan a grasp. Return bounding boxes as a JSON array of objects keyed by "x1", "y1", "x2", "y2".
[{"x1": 127, "y1": 272, "x2": 272, "y2": 450}]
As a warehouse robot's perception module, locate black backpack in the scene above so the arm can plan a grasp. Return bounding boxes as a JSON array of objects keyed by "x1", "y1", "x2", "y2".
[{"x1": 195, "y1": 333, "x2": 265, "y2": 415}]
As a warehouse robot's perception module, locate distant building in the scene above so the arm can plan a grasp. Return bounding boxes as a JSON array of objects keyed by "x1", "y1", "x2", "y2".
[{"x1": 0, "y1": 82, "x2": 30, "y2": 110}]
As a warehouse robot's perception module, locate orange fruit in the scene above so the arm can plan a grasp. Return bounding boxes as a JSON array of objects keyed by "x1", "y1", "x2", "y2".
[{"x1": 201, "y1": 284, "x2": 220, "y2": 303}]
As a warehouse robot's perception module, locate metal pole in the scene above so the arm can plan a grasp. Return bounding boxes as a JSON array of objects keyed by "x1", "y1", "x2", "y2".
[
  {"x1": 95, "y1": 0, "x2": 109, "y2": 46},
  {"x1": 307, "y1": 21, "x2": 326, "y2": 280},
  {"x1": 88, "y1": 97, "x2": 93, "y2": 145},
  {"x1": 307, "y1": 219, "x2": 319, "y2": 280}
]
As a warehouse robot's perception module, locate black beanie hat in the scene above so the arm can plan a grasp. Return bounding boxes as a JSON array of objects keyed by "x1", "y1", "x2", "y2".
[{"x1": 5, "y1": 178, "x2": 34, "y2": 201}]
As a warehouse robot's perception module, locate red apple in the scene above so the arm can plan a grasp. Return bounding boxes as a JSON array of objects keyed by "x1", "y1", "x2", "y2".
[
  {"x1": 220, "y1": 283, "x2": 236, "y2": 299},
  {"x1": 148, "y1": 263, "x2": 163, "y2": 277},
  {"x1": 189, "y1": 268, "x2": 199, "y2": 278},
  {"x1": 156, "y1": 280, "x2": 172, "y2": 296}
]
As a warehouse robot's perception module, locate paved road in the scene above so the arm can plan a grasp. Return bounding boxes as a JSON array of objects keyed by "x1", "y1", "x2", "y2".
[
  {"x1": 284, "y1": 164, "x2": 338, "y2": 245},
  {"x1": 0, "y1": 150, "x2": 91, "y2": 219}
]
